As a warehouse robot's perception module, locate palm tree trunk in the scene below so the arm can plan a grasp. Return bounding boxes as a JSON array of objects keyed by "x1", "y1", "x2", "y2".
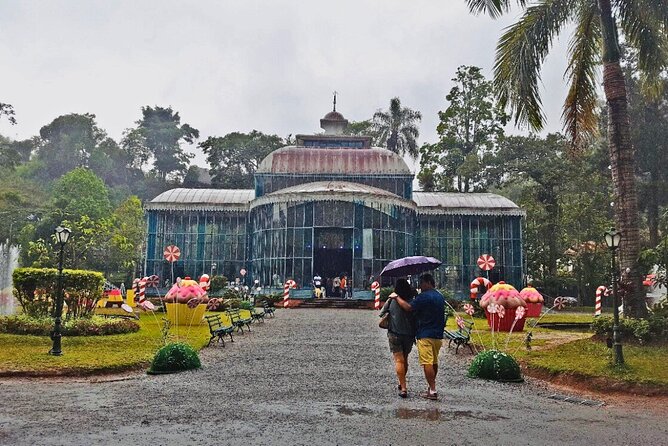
[{"x1": 599, "y1": 0, "x2": 646, "y2": 318}]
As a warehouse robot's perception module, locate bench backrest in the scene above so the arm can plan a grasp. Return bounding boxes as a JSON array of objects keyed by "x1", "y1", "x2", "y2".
[
  {"x1": 205, "y1": 315, "x2": 223, "y2": 331},
  {"x1": 227, "y1": 309, "x2": 241, "y2": 322}
]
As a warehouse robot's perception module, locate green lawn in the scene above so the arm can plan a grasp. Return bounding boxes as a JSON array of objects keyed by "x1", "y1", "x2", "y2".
[
  {"x1": 0, "y1": 313, "x2": 213, "y2": 376},
  {"x1": 525, "y1": 338, "x2": 668, "y2": 388},
  {"x1": 448, "y1": 313, "x2": 668, "y2": 390}
]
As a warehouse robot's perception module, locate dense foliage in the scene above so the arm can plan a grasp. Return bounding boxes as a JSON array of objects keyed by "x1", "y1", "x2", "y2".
[
  {"x1": 12, "y1": 267, "x2": 104, "y2": 318},
  {"x1": 150, "y1": 342, "x2": 201, "y2": 373},
  {"x1": 0, "y1": 314, "x2": 139, "y2": 336},
  {"x1": 592, "y1": 314, "x2": 668, "y2": 344}
]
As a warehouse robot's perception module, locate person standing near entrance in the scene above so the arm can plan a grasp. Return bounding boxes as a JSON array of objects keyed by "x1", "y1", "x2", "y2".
[
  {"x1": 332, "y1": 276, "x2": 341, "y2": 297},
  {"x1": 391, "y1": 273, "x2": 444, "y2": 400},
  {"x1": 340, "y1": 275, "x2": 348, "y2": 298},
  {"x1": 379, "y1": 278, "x2": 416, "y2": 398}
]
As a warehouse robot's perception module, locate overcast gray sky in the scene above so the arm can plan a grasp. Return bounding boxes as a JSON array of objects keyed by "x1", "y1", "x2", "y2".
[{"x1": 1, "y1": 0, "x2": 572, "y2": 166}]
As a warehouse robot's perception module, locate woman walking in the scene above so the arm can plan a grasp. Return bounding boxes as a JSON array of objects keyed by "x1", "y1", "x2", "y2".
[{"x1": 379, "y1": 279, "x2": 416, "y2": 398}]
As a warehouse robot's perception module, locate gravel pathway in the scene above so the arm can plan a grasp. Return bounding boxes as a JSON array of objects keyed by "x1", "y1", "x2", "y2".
[{"x1": 0, "y1": 309, "x2": 666, "y2": 445}]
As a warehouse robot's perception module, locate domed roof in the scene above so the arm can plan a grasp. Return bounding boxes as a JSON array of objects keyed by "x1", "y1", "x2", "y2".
[
  {"x1": 256, "y1": 146, "x2": 412, "y2": 175},
  {"x1": 322, "y1": 110, "x2": 346, "y2": 121},
  {"x1": 250, "y1": 181, "x2": 416, "y2": 211}
]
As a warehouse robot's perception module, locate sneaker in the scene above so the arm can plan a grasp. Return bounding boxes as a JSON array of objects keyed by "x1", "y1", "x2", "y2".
[
  {"x1": 399, "y1": 390, "x2": 408, "y2": 398},
  {"x1": 420, "y1": 390, "x2": 438, "y2": 401}
]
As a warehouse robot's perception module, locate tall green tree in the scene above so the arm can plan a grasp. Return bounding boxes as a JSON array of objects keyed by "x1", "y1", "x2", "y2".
[
  {"x1": 372, "y1": 97, "x2": 422, "y2": 158},
  {"x1": 419, "y1": 66, "x2": 507, "y2": 192},
  {"x1": 200, "y1": 130, "x2": 284, "y2": 188},
  {"x1": 123, "y1": 106, "x2": 199, "y2": 181},
  {"x1": 624, "y1": 53, "x2": 668, "y2": 247},
  {"x1": 36, "y1": 113, "x2": 106, "y2": 180},
  {"x1": 51, "y1": 168, "x2": 111, "y2": 222},
  {"x1": 468, "y1": 0, "x2": 668, "y2": 317},
  {"x1": 0, "y1": 103, "x2": 16, "y2": 125}
]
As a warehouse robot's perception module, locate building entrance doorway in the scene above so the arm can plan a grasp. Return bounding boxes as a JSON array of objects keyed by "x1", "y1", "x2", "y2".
[{"x1": 313, "y1": 228, "x2": 353, "y2": 297}]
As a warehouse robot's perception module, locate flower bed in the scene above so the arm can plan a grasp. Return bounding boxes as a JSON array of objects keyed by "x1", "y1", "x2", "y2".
[{"x1": 0, "y1": 315, "x2": 139, "y2": 336}]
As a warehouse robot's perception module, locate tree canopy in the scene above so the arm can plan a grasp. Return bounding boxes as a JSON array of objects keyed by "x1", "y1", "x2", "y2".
[
  {"x1": 200, "y1": 130, "x2": 284, "y2": 189},
  {"x1": 372, "y1": 97, "x2": 422, "y2": 158}
]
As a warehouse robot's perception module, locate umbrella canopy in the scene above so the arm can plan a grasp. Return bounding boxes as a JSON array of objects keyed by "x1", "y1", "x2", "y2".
[{"x1": 380, "y1": 256, "x2": 442, "y2": 277}]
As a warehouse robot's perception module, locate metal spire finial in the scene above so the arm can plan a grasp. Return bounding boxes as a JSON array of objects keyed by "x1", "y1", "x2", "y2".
[{"x1": 333, "y1": 91, "x2": 337, "y2": 112}]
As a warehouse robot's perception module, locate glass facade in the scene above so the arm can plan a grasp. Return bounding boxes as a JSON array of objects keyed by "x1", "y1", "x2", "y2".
[
  {"x1": 417, "y1": 214, "x2": 523, "y2": 299},
  {"x1": 145, "y1": 211, "x2": 247, "y2": 281},
  {"x1": 255, "y1": 174, "x2": 413, "y2": 199},
  {"x1": 249, "y1": 200, "x2": 415, "y2": 289}
]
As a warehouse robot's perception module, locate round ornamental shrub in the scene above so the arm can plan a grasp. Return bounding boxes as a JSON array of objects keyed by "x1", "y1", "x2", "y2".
[
  {"x1": 149, "y1": 342, "x2": 201, "y2": 373},
  {"x1": 468, "y1": 350, "x2": 523, "y2": 382}
]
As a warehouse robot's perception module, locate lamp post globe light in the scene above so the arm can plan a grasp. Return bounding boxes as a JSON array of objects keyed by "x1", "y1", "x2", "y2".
[
  {"x1": 604, "y1": 228, "x2": 624, "y2": 365},
  {"x1": 49, "y1": 226, "x2": 71, "y2": 356}
]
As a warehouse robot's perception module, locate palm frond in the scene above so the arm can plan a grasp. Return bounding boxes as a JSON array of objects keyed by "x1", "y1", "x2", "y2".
[
  {"x1": 563, "y1": 0, "x2": 601, "y2": 146},
  {"x1": 466, "y1": 0, "x2": 527, "y2": 18},
  {"x1": 615, "y1": 0, "x2": 668, "y2": 96},
  {"x1": 494, "y1": 0, "x2": 576, "y2": 130}
]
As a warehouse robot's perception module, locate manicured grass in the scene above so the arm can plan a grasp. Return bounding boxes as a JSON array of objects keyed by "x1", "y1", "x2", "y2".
[
  {"x1": 526, "y1": 338, "x2": 668, "y2": 388},
  {"x1": 447, "y1": 315, "x2": 589, "y2": 358},
  {"x1": 0, "y1": 312, "x2": 216, "y2": 376},
  {"x1": 448, "y1": 312, "x2": 668, "y2": 390}
]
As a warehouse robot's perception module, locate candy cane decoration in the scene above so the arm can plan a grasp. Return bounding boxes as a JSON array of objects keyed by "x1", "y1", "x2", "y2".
[
  {"x1": 199, "y1": 274, "x2": 210, "y2": 291},
  {"x1": 138, "y1": 277, "x2": 147, "y2": 303},
  {"x1": 470, "y1": 277, "x2": 492, "y2": 299},
  {"x1": 283, "y1": 280, "x2": 296, "y2": 308},
  {"x1": 594, "y1": 285, "x2": 610, "y2": 317},
  {"x1": 371, "y1": 281, "x2": 380, "y2": 310}
]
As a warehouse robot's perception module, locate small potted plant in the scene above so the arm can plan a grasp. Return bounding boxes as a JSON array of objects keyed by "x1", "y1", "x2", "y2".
[{"x1": 164, "y1": 276, "x2": 209, "y2": 326}]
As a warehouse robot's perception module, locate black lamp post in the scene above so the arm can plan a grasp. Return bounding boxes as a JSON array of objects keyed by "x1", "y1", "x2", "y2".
[
  {"x1": 604, "y1": 227, "x2": 624, "y2": 365},
  {"x1": 49, "y1": 225, "x2": 71, "y2": 356}
]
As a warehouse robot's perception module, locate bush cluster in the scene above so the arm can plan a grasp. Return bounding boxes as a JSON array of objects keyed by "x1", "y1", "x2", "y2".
[
  {"x1": 591, "y1": 315, "x2": 668, "y2": 344},
  {"x1": 0, "y1": 314, "x2": 140, "y2": 336},
  {"x1": 468, "y1": 350, "x2": 523, "y2": 382},
  {"x1": 208, "y1": 275, "x2": 229, "y2": 294},
  {"x1": 13, "y1": 267, "x2": 105, "y2": 319},
  {"x1": 150, "y1": 342, "x2": 201, "y2": 373}
]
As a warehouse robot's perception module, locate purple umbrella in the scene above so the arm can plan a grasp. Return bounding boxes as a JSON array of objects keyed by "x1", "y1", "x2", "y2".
[{"x1": 380, "y1": 256, "x2": 442, "y2": 277}]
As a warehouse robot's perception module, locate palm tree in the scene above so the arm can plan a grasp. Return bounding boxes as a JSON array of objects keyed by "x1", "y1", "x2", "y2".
[
  {"x1": 466, "y1": 0, "x2": 668, "y2": 318},
  {"x1": 372, "y1": 97, "x2": 422, "y2": 158}
]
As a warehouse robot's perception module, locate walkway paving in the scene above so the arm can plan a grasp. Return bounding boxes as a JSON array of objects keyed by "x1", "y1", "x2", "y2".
[{"x1": 0, "y1": 309, "x2": 666, "y2": 445}]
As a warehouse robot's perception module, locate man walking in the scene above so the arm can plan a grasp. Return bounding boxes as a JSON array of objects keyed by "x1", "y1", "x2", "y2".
[{"x1": 391, "y1": 273, "x2": 445, "y2": 400}]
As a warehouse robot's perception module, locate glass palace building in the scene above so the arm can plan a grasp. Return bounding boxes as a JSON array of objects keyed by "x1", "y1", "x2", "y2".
[{"x1": 144, "y1": 108, "x2": 525, "y2": 298}]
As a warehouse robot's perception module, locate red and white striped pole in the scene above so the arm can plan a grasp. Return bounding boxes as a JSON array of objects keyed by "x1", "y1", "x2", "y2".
[
  {"x1": 283, "y1": 280, "x2": 295, "y2": 308},
  {"x1": 594, "y1": 285, "x2": 609, "y2": 317},
  {"x1": 371, "y1": 281, "x2": 380, "y2": 310},
  {"x1": 138, "y1": 277, "x2": 147, "y2": 303}
]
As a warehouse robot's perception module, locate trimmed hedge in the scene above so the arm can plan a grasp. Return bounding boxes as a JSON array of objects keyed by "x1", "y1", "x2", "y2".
[
  {"x1": 591, "y1": 315, "x2": 668, "y2": 344},
  {"x1": 468, "y1": 350, "x2": 523, "y2": 382},
  {"x1": 150, "y1": 342, "x2": 201, "y2": 373},
  {"x1": 13, "y1": 267, "x2": 105, "y2": 319},
  {"x1": 0, "y1": 315, "x2": 139, "y2": 336}
]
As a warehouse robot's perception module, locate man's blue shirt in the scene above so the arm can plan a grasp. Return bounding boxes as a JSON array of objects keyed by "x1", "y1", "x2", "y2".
[{"x1": 410, "y1": 288, "x2": 445, "y2": 339}]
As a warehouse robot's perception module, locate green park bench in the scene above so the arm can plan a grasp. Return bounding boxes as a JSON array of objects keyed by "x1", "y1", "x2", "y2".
[
  {"x1": 227, "y1": 309, "x2": 253, "y2": 333},
  {"x1": 444, "y1": 313, "x2": 474, "y2": 354},
  {"x1": 262, "y1": 303, "x2": 275, "y2": 317},
  {"x1": 250, "y1": 306, "x2": 265, "y2": 323},
  {"x1": 204, "y1": 314, "x2": 235, "y2": 347}
]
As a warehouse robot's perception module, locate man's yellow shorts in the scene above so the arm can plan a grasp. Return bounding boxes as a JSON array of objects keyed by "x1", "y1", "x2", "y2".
[{"x1": 417, "y1": 338, "x2": 443, "y2": 365}]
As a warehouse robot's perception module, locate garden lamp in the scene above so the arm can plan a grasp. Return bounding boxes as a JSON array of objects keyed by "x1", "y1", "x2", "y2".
[
  {"x1": 604, "y1": 228, "x2": 622, "y2": 250},
  {"x1": 49, "y1": 225, "x2": 71, "y2": 356},
  {"x1": 604, "y1": 227, "x2": 624, "y2": 365},
  {"x1": 55, "y1": 226, "x2": 71, "y2": 245}
]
